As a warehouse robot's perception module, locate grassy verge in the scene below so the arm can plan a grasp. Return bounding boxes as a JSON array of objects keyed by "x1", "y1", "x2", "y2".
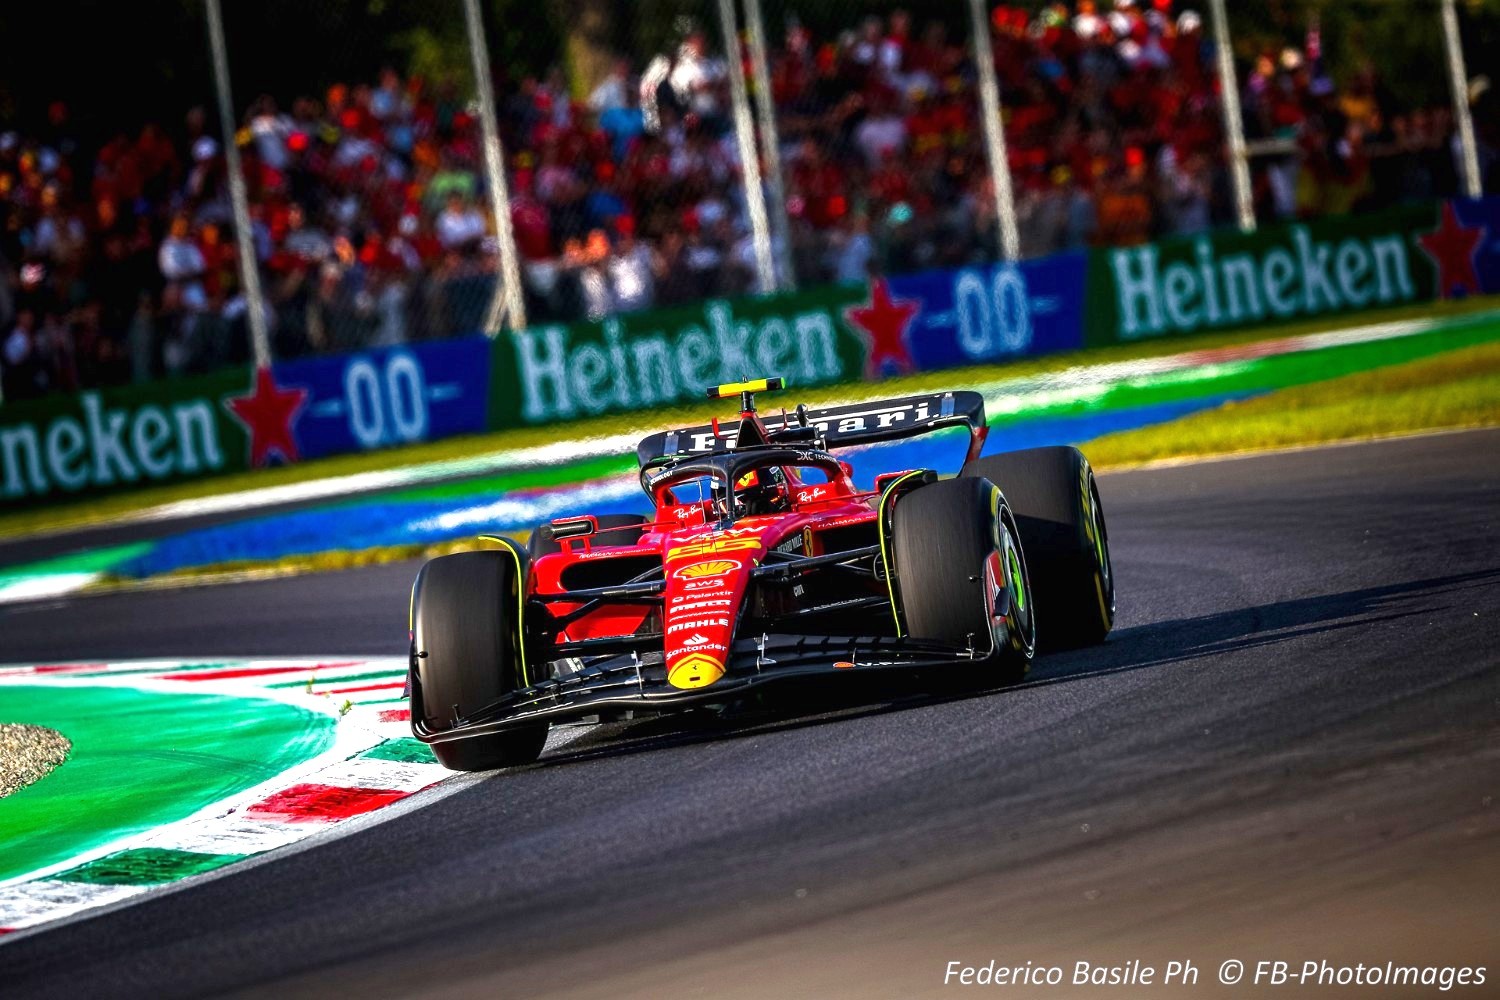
[
  {"x1": 7, "y1": 294, "x2": 1498, "y2": 543},
  {"x1": 1086, "y1": 338, "x2": 1500, "y2": 467}
]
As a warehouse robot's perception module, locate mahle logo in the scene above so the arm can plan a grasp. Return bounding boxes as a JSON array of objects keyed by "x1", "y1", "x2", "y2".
[
  {"x1": 511, "y1": 300, "x2": 844, "y2": 421},
  {"x1": 1110, "y1": 226, "x2": 1416, "y2": 339},
  {"x1": 1, "y1": 393, "x2": 224, "y2": 501}
]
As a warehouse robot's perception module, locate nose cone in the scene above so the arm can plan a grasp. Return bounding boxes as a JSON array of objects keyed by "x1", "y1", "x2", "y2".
[{"x1": 667, "y1": 652, "x2": 726, "y2": 689}]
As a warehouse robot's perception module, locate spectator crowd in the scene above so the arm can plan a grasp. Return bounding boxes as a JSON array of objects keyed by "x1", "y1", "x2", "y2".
[{"x1": 4, "y1": 0, "x2": 1497, "y2": 403}]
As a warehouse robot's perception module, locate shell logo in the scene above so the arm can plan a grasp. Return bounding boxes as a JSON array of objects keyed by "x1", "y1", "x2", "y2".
[
  {"x1": 676, "y1": 559, "x2": 738, "y2": 579},
  {"x1": 668, "y1": 652, "x2": 726, "y2": 689}
]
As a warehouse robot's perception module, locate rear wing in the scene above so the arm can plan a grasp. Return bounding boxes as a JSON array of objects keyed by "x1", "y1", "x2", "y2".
[{"x1": 636, "y1": 391, "x2": 988, "y2": 469}]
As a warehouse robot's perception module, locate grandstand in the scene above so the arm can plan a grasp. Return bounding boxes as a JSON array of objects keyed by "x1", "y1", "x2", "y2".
[{"x1": 2, "y1": 0, "x2": 1496, "y2": 402}]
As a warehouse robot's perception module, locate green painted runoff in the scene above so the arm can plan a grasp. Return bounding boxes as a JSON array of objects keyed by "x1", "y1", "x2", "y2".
[{"x1": 0, "y1": 684, "x2": 335, "y2": 883}]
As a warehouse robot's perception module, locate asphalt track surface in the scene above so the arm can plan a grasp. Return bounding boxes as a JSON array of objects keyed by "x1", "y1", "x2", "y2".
[{"x1": 2, "y1": 430, "x2": 1497, "y2": 998}]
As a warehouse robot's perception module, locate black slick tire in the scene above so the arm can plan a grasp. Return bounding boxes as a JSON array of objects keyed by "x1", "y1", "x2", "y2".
[
  {"x1": 890, "y1": 476, "x2": 1036, "y2": 685},
  {"x1": 961, "y1": 446, "x2": 1113, "y2": 650},
  {"x1": 410, "y1": 547, "x2": 548, "y2": 771}
]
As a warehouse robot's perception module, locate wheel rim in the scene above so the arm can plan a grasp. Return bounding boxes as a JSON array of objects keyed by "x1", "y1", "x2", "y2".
[{"x1": 999, "y1": 513, "x2": 1036, "y2": 656}]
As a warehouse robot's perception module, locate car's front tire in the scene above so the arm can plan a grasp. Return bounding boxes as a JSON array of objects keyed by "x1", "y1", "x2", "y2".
[
  {"x1": 961, "y1": 446, "x2": 1114, "y2": 650},
  {"x1": 410, "y1": 546, "x2": 548, "y2": 771},
  {"x1": 890, "y1": 476, "x2": 1036, "y2": 685}
]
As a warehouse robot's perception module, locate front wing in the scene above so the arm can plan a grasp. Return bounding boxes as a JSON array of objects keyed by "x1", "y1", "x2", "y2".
[{"x1": 411, "y1": 632, "x2": 984, "y2": 745}]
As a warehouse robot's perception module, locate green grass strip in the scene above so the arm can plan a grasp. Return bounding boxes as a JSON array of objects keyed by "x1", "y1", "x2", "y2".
[
  {"x1": 1087, "y1": 338, "x2": 1500, "y2": 466},
  {"x1": 388, "y1": 452, "x2": 635, "y2": 505},
  {"x1": 987, "y1": 314, "x2": 1500, "y2": 430}
]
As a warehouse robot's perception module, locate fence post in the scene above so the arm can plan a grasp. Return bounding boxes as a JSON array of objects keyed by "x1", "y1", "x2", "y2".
[
  {"x1": 204, "y1": 0, "x2": 271, "y2": 368},
  {"x1": 715, "y1": 0, "x2": 779, "y2": 295},
  {"x1": 1441, "y1": 0, "x2": 1483, "y2": 199},
  {"x1": 461, "y1": 0, "x2": 528, "y2": 334},
  {"x1": 1208, "y1": 0, "x2": 1255, "y2": 232},
  {"x1": 741, "y1": 0, "x2": 795, "y2": 290},
  {"x1": 965, "y1": 0, "x2": 1020, "y2": 261}
]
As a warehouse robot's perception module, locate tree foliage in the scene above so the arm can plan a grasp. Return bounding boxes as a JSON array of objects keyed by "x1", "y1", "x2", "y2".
[
  {"x1": 0, "y1": 0, "x2": 1495, "y2": 138},
  {"x1": 1225, "y1": 0, "x2": 1500, "y2": 110}
]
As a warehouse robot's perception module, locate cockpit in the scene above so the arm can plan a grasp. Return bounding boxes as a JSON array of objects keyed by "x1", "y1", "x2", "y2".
[{"x1": 646, "y1": 448, "x2": 853, "y2": 525}]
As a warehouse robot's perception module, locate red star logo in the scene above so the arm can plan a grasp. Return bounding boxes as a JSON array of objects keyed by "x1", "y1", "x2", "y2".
[
  {"x1": 844, "y1": 279, "x2": 918, "y2": 378},
  {"x1": 1418, "y1": 202, "x2": 1484, "y2": 298},
  {"x1": 226, "y1": 366, "x2": 307, "y2": 467}
]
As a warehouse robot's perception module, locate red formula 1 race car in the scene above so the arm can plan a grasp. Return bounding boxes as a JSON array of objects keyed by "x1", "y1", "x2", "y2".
[{"x1": 408, "y1": 378, "x2": 1114, "y2": 771}]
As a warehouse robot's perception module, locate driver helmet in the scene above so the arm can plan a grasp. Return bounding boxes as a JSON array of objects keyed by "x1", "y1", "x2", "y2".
[{"x1": 731, "y1": 467, "x2": 790, "y2": 517}]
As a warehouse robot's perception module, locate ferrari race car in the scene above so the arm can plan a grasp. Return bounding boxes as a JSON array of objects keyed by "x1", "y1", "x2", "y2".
[{"x1": 408, "y1": 378, "x2": 1114, "y2": 771}]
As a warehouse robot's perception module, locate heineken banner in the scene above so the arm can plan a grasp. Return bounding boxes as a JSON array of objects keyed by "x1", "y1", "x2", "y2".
[
  {"x1": 1085, "y1": 203, "x2": 1449, "y2": 346},
  {"x1": 887, "y1": 252, "x2": 1087, "y2": 369},
  {"x1": 271, "y1": 336, "x2": 492, "y2": 462},
  {"x1": 0, "y1": 369, "x2": 254, "y2": 505},
  {"x1": 489, "y1": 285, "x2": 881, "y2": 426}
]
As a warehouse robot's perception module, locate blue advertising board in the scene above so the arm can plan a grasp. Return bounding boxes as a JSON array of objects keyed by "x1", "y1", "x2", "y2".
[
  {"x1": 272, "y1": 335, "x2": 493, "y2": 460},
  {"x1": 888, "y1": 252, "x2": 1088, "y2": 371}
]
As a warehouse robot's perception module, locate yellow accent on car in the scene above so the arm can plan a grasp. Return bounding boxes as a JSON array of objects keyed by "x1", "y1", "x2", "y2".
[
  {"x1": 667, "y1": 652, "x2": 726, "y2": 689},
  {"x1": 667, "y1": 536, "x2": 761, "y2": 560},
  {"x1": 877, "y1": 470, "x2": 929, "y2": 638},
  {"x1": 479, "y1": 534, "x2": 532, "y2": 688},
  {"x1": 706, "y1": 377, "x2": 784, "y2": 399}
]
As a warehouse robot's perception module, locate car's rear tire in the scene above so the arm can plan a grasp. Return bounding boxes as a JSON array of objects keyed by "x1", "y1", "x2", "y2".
[
  {"x1": 961, "y1": 446, "x2": 1113, "y2": 650},
  {"x1": 890, "y1": 477, "x2": 1035, "y2": 685},
  {"x1": 527, "y1": 513, "x2": 650, "y2": 559},
  {"x1": 410, "y1": 546, "x2": 548, "y2": 771}
]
